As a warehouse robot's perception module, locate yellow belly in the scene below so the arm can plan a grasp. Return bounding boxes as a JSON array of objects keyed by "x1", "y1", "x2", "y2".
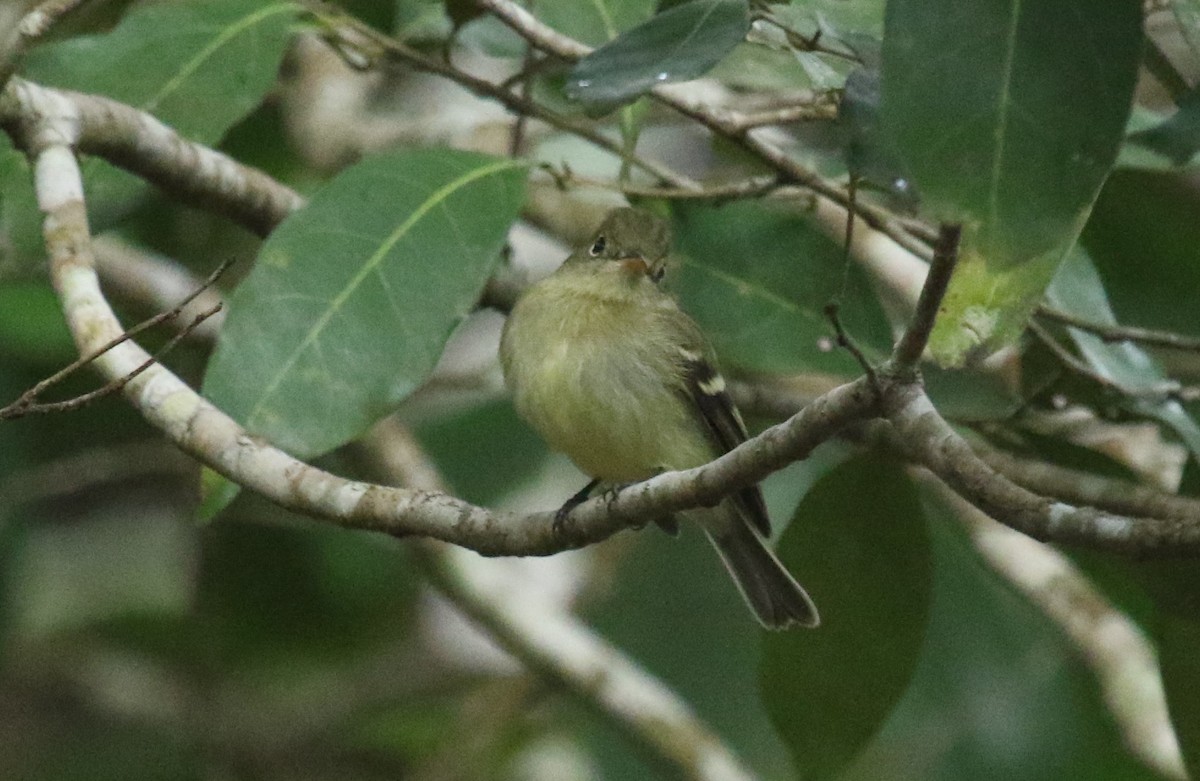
[{"x1": 501, "y1": 292, "x2": 712, "y2": 482}]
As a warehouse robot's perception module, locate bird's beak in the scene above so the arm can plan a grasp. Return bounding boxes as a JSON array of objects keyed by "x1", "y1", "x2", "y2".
[{"x1": 618, "y1": 256, "x2": 650, "y2": 277}]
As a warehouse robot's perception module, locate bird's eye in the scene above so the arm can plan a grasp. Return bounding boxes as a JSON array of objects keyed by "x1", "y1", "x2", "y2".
[{"x1": 589, "y1": 236, "x2": 607, "y2": 257}]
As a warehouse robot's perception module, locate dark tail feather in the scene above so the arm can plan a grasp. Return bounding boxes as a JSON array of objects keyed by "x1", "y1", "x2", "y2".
[{"x1": 705, "y1": 517, "x2": 819, "y2": 630}]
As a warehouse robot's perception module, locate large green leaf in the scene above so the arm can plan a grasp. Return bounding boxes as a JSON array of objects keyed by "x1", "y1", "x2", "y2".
[
  {"x1": 1123, "y1": 87, "x2": 1200, "y2": 171},
  {"x1": 0, "y1": 282, "x2": 76, "y2": 366},
  {"x1": 413, "y1": 398, "x2": 551, "y2": 507},
  {"x1": 881, "y1": 0, "x2": 1142, "y2": 365},
  {"x1": 18, "y1": 0, "x2": 299, "y2": 233},
  {"x1": 24, "y1": 0, "x2": 298, "y2": 143},
  {"x1": 840, "y1": 495, "x2": 1159, "y2": 780},
  {"x1": 582, "y1": 449, "x2": 850, "y2": 781},
  {"x1": 535, "y1": 0, "x2": 655, "y2": 47},
  {"x1": 1175, "y1": 0, "x2": 1200, "y2": 59},
  {"x1": 761, "y1": 454, "x2": 932, "y2": 780},
  {"x1": 0, "y1": 137, "x2": 51, "y2": 271},
  {"x1": 671, "y1": 201, "x2": 893, "y2": 377},
  {"x1": 1083, "y1": 170, "x2": 1200, "y2": 339},
  {"x1": 203, "y1": 149, "x2": 526, "y2": 458},
  {"x1": 566, "y1": 0, "x2": 749, "y2": 110},
  {"x1": 1046, "y1": 248, "x2": 1200, "y2": 463}
]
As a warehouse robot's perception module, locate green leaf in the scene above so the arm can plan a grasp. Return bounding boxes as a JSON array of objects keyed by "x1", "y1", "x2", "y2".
[
  {"x1": 1175, "y1": 0, "x2": 1200, "y2": 59},
  {"x1": 1046, "y1": 248, "x2": 1200, "y2": 462},
  {"x1": 841, "y1": 494, "x2": 1158, "y2": 780},
  {"x1": 20, "y1": 0, "x2": 300, "y2": 232},
  {"x1": 0, "y1": 137, "x2": 49, "y2": 270},
  {"x1": 413, "y1": 398, "x2": 550, "y2": 507},
  {"x1": 709, "y1": 41, "x2": 813, "y2": 92},
  {"x1": 761, "y1": 454, "x2": 932, "y2": 780},
  {"x1": 1124, "y1": 86, "x2": 1200, "y2": 169},
  {"x1": 535, "y1": 0, "x2": 655, "y2": 47},
  {"x1": 203, "y1": 149, "x2": 525, "y2": 458},
  {"x1": 25, "y1": 0, "x2": 299, "y2": 143},
  {"x1": 839, "y1": 66, "x2": 914, "y2": 201},
  {"x1": 0, "y1": 282, "x2": 77, "y2": 366},
  {"x1": 1161, "y1": 611, "x2": 1200, "y2": 778},
  {"x1": 881, "y1": 0, "x2": 1142, "y2": 365},
  {"x1": 1082, "y1": 170, "x2": 1200, "y2": 340},
  {"x1": 671, "y1": 201, "x2": 893, "y2": 377},
  {"x1": 581, "y1": 452, "x2": 852, "y2": 780},
  {"x1": 773, "y1": 0, "x2": 886, "y2": 42},
  {"x1": 566, "y1": 0, "x2": 750, "y2": 110}
]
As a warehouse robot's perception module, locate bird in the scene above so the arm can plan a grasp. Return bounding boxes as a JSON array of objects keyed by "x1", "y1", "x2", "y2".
[{"x1": 499, "y1": 207, "x2": 818, "y2": 629}]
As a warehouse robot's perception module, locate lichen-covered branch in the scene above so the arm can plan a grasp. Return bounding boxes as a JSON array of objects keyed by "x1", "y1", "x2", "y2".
[
  {"x1": 0, "y1": 77, "x2": 302, "y2": 236},
  {"x1": 887, "y1": 384, "x2": 1200, "y2": 554},
  {"x1": 9, "y1": 54, "x2": 1200, "y2": 566}
]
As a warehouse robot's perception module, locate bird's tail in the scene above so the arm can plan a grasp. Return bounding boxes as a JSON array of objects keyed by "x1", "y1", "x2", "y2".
[{"x1": 701, "y1": 510, "x2": 819, "y2": 630}]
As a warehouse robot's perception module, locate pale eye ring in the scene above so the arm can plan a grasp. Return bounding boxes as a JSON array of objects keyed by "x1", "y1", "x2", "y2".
[{"x1": 589, "y1": 236, "x2": 607, "y2": 257}]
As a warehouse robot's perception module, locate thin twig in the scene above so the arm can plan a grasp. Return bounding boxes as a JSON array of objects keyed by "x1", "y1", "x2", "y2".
[
  {"x1": 508, "y1": 42, "x2": 536, "y2": 157},
  {"x1": 751, "y1": 9, "x2": 861, "y2": 63},
  {"x1": 889, "y1": 223, "x2": 961, "y2": 372},
  {"x1": 824, "y1": 301, "x2": 879, "y2": 391},
  {"x1": 719, "y1": 97, "x2": 839, "y2": 133},
  {"x1": 1037, "y1": 306, "x2": 1200, "y2": 353},
  {"x1": 536, "y1": 166, "x2": 784, "y2": 201},
  {"x1": 94, "y1": 234, "x2": 227, "y2": 341},
  {"x1": 473, "y1": 0, "x2": 934, "y2": 261},
  {"x1": 1029, "y1": 321, "x2": 1196, "y2": 403},
  {"x1": 306, "y1": 1, "x2": 699, "y2": 190},
  {"x1": 1, "y1": 259, "x2": 232, "y2": 419},
  {"x1": 0, "y1": 304, "x2": 222, "y2": 419}
]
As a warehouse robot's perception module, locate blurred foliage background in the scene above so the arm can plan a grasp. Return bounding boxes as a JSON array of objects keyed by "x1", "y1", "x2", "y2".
[{"x1": 2, "y1": 0, "x2": 1199, "y2": 779}]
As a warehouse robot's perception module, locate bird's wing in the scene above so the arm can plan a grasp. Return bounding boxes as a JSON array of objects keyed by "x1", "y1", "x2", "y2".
[{"x1": 673, "y1": 325, "x2": 772, "y2": 538}]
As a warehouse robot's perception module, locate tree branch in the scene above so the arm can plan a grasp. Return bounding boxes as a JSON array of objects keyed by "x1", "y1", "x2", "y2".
[
  {"x1": 885, "y1": 383, "x2": 1200, "y2": 554},
  {"x1": 0, "y1": 259, "x2": 229, "y2": 419},
  {"x1": 421, "y1": 545, "x2": 762, "y2": 781},
  {"x1": 16, "y1": 111, "x2": 880, "y2": 557},
  {"x1": 890, "y1": 223, "x2": 961, "y2": 372},
  {"x1": 973, "y1": 440, "x2": 1200, "y2": 524},
  {"x1": 0, "y1": 77, "x2": 303, "y2": 236},
  {"x1": 473, "y1": 0, "x2": 934, "y2": 261},
  {"x1": 10, "y1": 41, "x2": 1200, "y2": 568},
  {"x1": 1030, "y1": 320, "x2": 1197, "y2": 403}
]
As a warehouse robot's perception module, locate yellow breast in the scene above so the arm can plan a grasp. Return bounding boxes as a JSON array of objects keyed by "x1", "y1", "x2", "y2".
[{"x1": 500, "y1": 271, "x2": 712, "y2": 482}]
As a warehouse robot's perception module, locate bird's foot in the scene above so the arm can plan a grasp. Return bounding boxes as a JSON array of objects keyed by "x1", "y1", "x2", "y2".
[{"x1": 553, "y1": 478, "x2": 601, "y2": 537}]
